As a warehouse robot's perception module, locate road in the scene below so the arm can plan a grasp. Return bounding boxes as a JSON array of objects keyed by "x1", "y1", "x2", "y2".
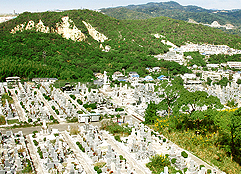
[{"x1": 0, "y1": 122, "x2": 99, "y2": 135}]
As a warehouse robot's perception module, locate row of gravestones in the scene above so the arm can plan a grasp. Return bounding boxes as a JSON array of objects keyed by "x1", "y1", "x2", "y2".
[
  {"x1": 0, "y1": 131, "x2": 33, "y2": 174},
  {"x1": 77, "y1": 123, "x2": 138, "y2": 173},
  {"x1": 31, "y1": 128, "x2": 85, "y2": 173}
]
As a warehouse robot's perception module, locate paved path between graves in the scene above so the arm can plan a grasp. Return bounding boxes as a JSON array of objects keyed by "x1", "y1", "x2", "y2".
[
  {"x1": 26, "y1": 135, "x2": 45, "y2": 174},
  {"x1": 62, "y1": 131, "x2": 96, "y2": 174},
  {"x1": 0, "y1": 122, "x2": 100, "y2": 135},
  {"x1": 10, "y1": 89, "x2": 28, "y2": 122},
  {"x1": 36, "y1": 89, "x2": 62, "y2": 123},
  {"x1": 102, "y1": 131, "x2": 151, "y2": 174},
  {"x1": 62, "y1": 91, "x2": 89, "y2": 114}
]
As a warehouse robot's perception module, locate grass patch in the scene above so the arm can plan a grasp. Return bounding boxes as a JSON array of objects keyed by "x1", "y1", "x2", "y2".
[
  {"x1": 153, "y1": 127, "x2": 241, "y2": 174},
  {"x1": 100, "y1": 120, "x2": 131, "y2": 136},
  {"x1": 7, "y1": 119, "x2": 19, "y2": 125}
]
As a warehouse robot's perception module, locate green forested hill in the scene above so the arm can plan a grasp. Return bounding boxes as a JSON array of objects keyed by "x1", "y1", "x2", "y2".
[
  {"x1": 1, "y1": 9, "x2": 241, "y2": 81},
  {"x1": 101, "y1": 1, "x2": 241, "y2": 27}
]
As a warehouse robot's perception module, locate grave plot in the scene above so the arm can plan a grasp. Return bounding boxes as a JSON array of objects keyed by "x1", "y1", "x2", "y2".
[
  {"x1": 11, "y1": 82, "x2": 58, "y2": 126},
  {"x1": 1, "y1": 92, "x2": 20, "y2": 125},
  {"x1": 69, "y1": 120, "x2": 145, "y2": 174},
  {"x1": 50, "y1": 88, "x2": 79, "y2": 121},
  {"x1": 0, "y1": 130, "x2": 34, "y2": 173},
  {"x1": 100, "y1": 121, "x2": 156, "y2": 172},
  {"x1": 28, "y1": 124, "x2": 87, "y2": 173}
]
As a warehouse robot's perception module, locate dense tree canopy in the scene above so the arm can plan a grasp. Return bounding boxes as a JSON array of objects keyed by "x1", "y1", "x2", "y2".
[{"x1": 1, "y1": 9, "x2": 241, "y2": 81}]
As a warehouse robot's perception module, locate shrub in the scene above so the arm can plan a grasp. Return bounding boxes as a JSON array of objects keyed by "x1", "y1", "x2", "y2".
[
  {"x1": 207, "y1": 169, "x2": 212, "y2": 174},
  {"x1": 171, "y1": 158, "x2": 177, "y2": 164},
  {"x1": 33, "y1": 140, "x2": 39, "y2": 146},
  {"x1": 53, "y1": 119, "x2": 59, "y2": 124},
  {"x1": 32, "y1": 131, "x2": 38, "y2": 134},
  {"x1": 77, "y1": 110, "x2": 83, "y2": 114},
  {"x1": 50, "y1": 115, "x2": 54, "y2": 120},
  {"x1": 181, "y1": 151, "x2": 188, "y2": 158},
  {"x1": 66, "y1": 117, "x2": 78, "y2": 123},
  {"x1": 70, "y1": 94, "x2": 76, "y2": 100},
  {"x1": 119, "y1": 155, "x2": 126, "y2": 162},
  {"x1": 200, "y1": 165, "x2": 205, "y2": 170},
  {"x1": 146, "y1": 154, "x2": 170, "y2": 173},
  {"x1": 101, "y1": 121, "x2": 131, "y2": 135},
  {"x1": 114, "y1": 135, "x2": 121, "y2": 142},
  {"x1": 37, "y1": 147, "x2": 43, "y2": 159},
  {"x1": 97, "y1": 169, "x2": 102, "y2": 174},
  {"x1": 0, "y1": 115, "x2": 6, "y2": 125},
  {"x1": 77, "y1": 99, "x2": 83, "y2": 105},
  {"x1": 83, "y1": 103, "x2": 97, "y2": 109},
  {"x1": 55, "y1": 109, "x2": 59, "y2": 115},
  {"x1": 115, "y1": 108, "x2": 124, "y2": 112},
  {"x1": 94, "y1": 166, "x2": 99, "y2": 171}
]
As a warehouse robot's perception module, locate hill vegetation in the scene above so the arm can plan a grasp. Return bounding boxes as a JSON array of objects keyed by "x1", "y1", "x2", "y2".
[
  {"x1": 1, "y1": 9, "x2": 241, "y2": 81},
  {"x1": 101, "y1": 1, "x2": 241, "y2": 35},
  {"x1": 101, "y1": 1, "x2": 241, "y2": 26}
]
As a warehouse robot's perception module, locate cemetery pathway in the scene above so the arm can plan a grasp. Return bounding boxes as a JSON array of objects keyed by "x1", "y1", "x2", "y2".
[
  {"x1": 0, "y1": 122, "x2": 100, "y2": 135},
  {"x1": 26, "y1": 135, "x2": 45, "y2": 174},
  {"x1": 102, "y1": 131, "x2": 151, "y2": 174},
  {"x1": 62, "y1": 131, "x2": 96, "y2": 174},
  {"x1": 62, "y1": 90, "x2": 89, "y2": 114},
  {"x1": 37, "y1": 89, "x2": 62, "y2": 123},
  {"x1": 10, "y1": 89, "x2": 27, "y2": 122}
]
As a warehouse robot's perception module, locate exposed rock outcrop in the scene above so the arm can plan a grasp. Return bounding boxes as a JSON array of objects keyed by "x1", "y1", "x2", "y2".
[
  {"x1": 10, "y1": 16, "x2": 87, "y2": 42},
  {"x1": 56, "y1": 16, "x2": 86, "y2": 41},
  {"x1": 82, "y1": 21, "x2": 108, "y2": 42}
]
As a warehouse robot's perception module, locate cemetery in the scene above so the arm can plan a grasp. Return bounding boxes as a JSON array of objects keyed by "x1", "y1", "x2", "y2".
[{"x1": 0, "y1": 70, "x2": 240, "y2": 173}]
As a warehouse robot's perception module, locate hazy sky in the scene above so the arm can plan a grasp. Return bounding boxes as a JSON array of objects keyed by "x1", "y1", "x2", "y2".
[{"x1": 1, "y1": 0, "x2": 241, "y2": 14}]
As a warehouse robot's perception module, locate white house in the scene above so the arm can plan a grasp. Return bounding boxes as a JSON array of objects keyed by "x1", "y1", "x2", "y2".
[{"x1": 227, "y1": 62, "x2": 241, "y2": 69}]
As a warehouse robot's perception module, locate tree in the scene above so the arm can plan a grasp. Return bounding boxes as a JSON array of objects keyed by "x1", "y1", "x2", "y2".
[
  {"x1": 156, "y1": 79, "x2": 184, "y2": 117},
  {"x1": 230, "y1": 109, "x2": 241, "y2": 161},
  {"x1": 116, "y1": 114, "x2": 121, "y2": 123},
  {"x1": 178, "y1": 90, "x2": 223, "y2": 132},
  {"x1": 237, "y1": 79, "x2": 241, "y2": 85},
  {"x1": 216, "y1": 108, "x2": 241, "y2": 163},
  {"x1": 206, "y1": 77, "x2": 212, "y2": 86},
  {"x1": 144, "y1": 101, "x2": 158, "y2": 124}
]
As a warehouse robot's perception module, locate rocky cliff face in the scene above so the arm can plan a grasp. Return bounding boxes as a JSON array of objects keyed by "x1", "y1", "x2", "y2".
[
  {"x1": 10, "y1": 16, "x2": 107, "y2": 42},
  {"x1": 82, "y1": 21, "x2": 108, "y2": 42},
  {"x1": 56, "y1": 16, "x2": 86, "y2": 41}
]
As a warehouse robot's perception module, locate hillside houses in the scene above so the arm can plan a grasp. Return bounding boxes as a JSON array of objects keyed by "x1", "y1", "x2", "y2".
[
  {"x1": 112, "y1": 71, "x2": 124, "y2": 80},
  {"x1": 155, "y1": 51, "x2": 185, "y2": 65},
  {"x1": 227, "y1": 62, "x2": 241, "y2": 69},
  {"x1": 180, "y1": 43, "x2": 241, "y2": 55}
]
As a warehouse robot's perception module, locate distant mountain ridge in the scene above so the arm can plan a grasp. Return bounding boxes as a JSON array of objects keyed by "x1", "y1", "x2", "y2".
[{"x1": 101, "y1": 1, "x2": 241, "y2": 27}]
